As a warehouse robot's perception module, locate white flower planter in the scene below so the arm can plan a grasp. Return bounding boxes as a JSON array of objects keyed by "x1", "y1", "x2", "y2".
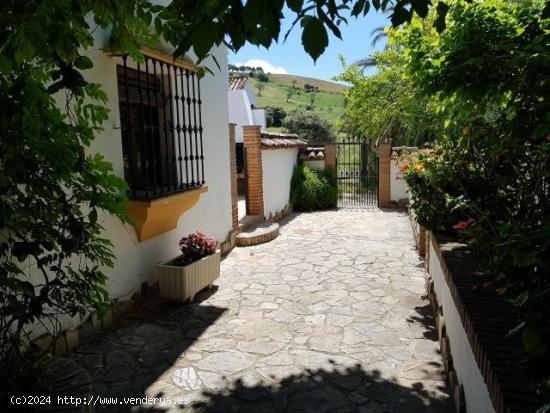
[{"x1": 157, "y1": 250, "x2": 221, "y2": 303}]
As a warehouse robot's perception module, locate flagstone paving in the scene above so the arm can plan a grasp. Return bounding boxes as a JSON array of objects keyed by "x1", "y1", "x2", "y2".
[{"x1": 71, "y1": 209, "x2": 453, "y2": 412}]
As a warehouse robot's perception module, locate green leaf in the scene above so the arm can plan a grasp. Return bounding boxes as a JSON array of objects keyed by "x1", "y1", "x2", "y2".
[
  {"x1": 391, "y1": 5, "x2": 412, "y2": 26},
  {"x1": 372, "y1": 0, "x2": 381, "y2": 10},
  {"x1": 18, "y1": 281, "x2": 36, "y2": 297},
  {"x1": 14, "y1": 40, "x2": 36, "y2": 63},
  {"x1": 154, "y1": 16, "x2": 163, "y2": 35},
  {"x1": 522, "y1": 326, "x2": 546, "y2": 356},
  {"x1": 192, "y1": 23, "x2": 219, "y2": 60},
  {"x1": 74, "y1": 56, "x2": 93, "y2": 70},
  {"x1": 301, "y1": 16, "x2": 328, "y2": 61},
  {"x1": 434, "y1": 2, "x2": 449, "y2": 33},
  {"x1": 363, "y1": 1, "x2": 371, "y2": 16},
  {"x1": 352, "y1": 0, "x2": 366, "y2": 17},
  {"x1": 89, "y1": 209, "x2": 98, "y2": 224},
  {"x1": 411, "y1": 0, "x2": 430, "y2": 18},
  {"x1": 287, "y1": 0, "x2": 304, "y2": 13}
]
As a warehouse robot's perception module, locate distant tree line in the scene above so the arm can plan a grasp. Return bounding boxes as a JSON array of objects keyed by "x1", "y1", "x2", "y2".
[
  {"x1": 304, "y1": 83, "x2": 319, "y2": 93},
  {"x1": 228, "y1": 64, "x2": 269, "y2": 82}
]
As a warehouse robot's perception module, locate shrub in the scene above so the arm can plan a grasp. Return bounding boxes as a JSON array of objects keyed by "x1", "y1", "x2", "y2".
[
  {"x1": 401, "y1": 1, "x2": 550, "y2": 391},
  {"x1": 177, "y1": 231, "x2": 217, "y2": 266},
  {"x1": 304, "y1": 83, "x2": 318, "y2": 92},
  {"x1": 256, "y1": 72, "x2": 269, "y2": 82},
  {"x1": 265, "y1": 106, "x2": 286, "y2": 128},
  {"x1": 290, "y1": 166, "x2": 337, "y2": 211},
  {"x1": 283, "y1": 109, "x2": 335, "y2": 142}
]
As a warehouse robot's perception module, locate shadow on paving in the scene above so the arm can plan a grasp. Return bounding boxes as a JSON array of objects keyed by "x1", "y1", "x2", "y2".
[
  {"x1": 67, "y1": 289, "x2": 226, "y2": 409},
  {"x1": 406, "y1": 303, "x2": 439, "y2": 342},
  {"x1": 139, "y1": 363, "x2": 452, "y2": 413}
]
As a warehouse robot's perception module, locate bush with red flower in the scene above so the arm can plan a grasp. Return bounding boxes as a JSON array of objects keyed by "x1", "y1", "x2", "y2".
[
  {"x1": 176, "y1": 231, "x2": 217, "y2": 266},
  {"x1": 392, "y1": 0, "x2": 550, "y2": 404}
]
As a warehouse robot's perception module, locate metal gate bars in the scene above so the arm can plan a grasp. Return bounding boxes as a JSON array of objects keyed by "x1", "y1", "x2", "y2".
[{"x1": 336, "y1": 135, "x2": 379, "y2": 208}]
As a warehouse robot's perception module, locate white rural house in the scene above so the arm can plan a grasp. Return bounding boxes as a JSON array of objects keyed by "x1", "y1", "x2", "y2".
[
  {"x1": 228, "y1": 76, "x2": 266, "y2": 143},
  {"x1": 37, "y1": 25, "x2": 237, "y2": 341}
]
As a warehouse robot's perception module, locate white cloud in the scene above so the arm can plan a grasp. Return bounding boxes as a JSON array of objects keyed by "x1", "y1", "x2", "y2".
[{"x1": 234, "y1": 59, "x2": 288, "y2": 74}]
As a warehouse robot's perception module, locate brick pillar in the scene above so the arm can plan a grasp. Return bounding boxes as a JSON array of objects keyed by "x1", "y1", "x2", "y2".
[
  {"x1": 229, "y1": 123, "x2": 239, "y2": 230},
  {"x1": 378, "y1": 140, "x2": 391, "y2": 208},
  {"x1": 243, "y1": 125, "x2": 264, "y2": 217},
  {"x1": 324, "y1": 143, "x2": 336, "y2": 172}
]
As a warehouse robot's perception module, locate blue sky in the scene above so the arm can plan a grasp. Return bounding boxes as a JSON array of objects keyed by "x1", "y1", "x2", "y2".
[{"x1": 230, "y1": 8, "x2": 390, "y2": 81}]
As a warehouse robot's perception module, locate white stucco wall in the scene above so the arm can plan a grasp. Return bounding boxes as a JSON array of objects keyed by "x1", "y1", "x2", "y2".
[
  {"x1": 303, "y1": 159, "x2": 325, "y2": 171},
  {"x1": 390, "y1": 159, "x2": 409, "y2": 202},
  {"x1": 252, "y1": 108, "x2": 266, "y2": 130},
  {"x1": 244, "y1": 83, "x2": 258, "y2": 107},
  {"x1": 228, "y1": 90, "x2": 252, "y2": 143},
  {"x1": 80, "y1": 43, "x2": 232, "y2": 305},
  {"x1": 429, "y1": 243, "x2": 496, "y2": 413},
  {"x1": 261, "y1": 148, "x2": 298, "y2": 218}
]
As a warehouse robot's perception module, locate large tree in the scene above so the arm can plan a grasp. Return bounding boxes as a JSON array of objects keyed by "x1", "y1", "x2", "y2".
[{"x1": 334, "y1": 47, "x2": 443, "y2": 145}]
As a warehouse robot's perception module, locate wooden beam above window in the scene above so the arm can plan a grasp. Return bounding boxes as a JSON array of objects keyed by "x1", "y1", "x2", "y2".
[
  {"x1": 139, "y1": 46, "x2": 197, "y2": 72},
  {"x1": 105, "y1": 46, "x2": 198, "y2": 72}
]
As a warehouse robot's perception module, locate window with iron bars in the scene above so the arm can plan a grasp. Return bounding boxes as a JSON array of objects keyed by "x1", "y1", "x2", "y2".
[{"x1": 115, "y1": 53, "x2": 205, "y2": 200}]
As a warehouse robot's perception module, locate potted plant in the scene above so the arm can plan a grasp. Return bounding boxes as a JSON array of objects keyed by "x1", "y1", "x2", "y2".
[{"x1": 157, "y1": 231, "x2": 220, "y2": 302}]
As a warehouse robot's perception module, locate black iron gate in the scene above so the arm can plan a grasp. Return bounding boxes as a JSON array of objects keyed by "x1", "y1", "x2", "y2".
[{"x1": 336, "y1": 136, "x2": 378, "y2": 208}]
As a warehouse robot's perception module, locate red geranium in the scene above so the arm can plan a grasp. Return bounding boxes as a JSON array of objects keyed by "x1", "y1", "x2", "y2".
[{"x1": 452, "y1": 218, "x2": 475, "y2": 231}]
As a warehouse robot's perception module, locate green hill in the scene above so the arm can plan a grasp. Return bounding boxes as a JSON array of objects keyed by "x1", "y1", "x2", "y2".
[{"x1": 247, "y1": 74, "x2": 347, "y2": 129}]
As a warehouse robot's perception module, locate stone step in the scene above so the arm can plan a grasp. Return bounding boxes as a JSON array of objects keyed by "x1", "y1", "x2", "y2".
[
  {"x1": 238, "y1": 214, "x2": 263, "y2": 231},
  {"x1": 236, "y1": 222, "x2": 280, "y2": 247}
]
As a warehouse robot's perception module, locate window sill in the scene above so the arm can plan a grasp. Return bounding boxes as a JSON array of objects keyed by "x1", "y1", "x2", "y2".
[{"x1": 127, "y1": 186, "x2": 208, "y2": 242}]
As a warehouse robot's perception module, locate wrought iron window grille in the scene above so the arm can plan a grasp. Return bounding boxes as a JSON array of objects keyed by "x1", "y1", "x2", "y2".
[{"x1": 114, "y1": 52, "x2": 205, "y2": 200}]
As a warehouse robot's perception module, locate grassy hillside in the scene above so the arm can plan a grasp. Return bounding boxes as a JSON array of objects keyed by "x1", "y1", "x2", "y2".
[{"x1": 247, "y1": 73, "x2": 346, "y2": 128}]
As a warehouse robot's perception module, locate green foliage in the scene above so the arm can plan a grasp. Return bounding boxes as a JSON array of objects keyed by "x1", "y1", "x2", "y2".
[
  {"x1": 265, "y1": 106, "x2": 287, "y2": 127},
  {"x1": 256, "y1": 82, "x2": 265, "y2": 96},
  {"x1": 161, "y1": 0, "x2": 440, "y2": 62},
  {"x1": 334, "y1": 44, "x2": 443, "y2": 145},
  {"x1": 304, "y1": 83, "x2": 319, "y2": 92},
  {"x1": 0, "y1": 0, "x2": 466, "y2": 400},
  {"x1": 400, "y1": 0, "x2": 550, "y2": 395},
  {"x1": 283, "y1": 109, "x2": 335, "y2": 142},
  {"x1": 290, "y1": 166, "x2": 337, "y2": 211},
  {"x1": 0, "y1": 0, "x2": 155, "y2": 399},
  {"x1": 256, "y1": 72, "x2": 269, "y2": 82}
]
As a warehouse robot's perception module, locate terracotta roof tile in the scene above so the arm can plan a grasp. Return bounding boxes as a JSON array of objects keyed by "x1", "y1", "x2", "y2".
[
  {"x1": 260, "y1": 132, "x2": 308, "y2": 149},
  {"x1": 228, "y1": 76, "x2": 249, "y2": 90},
  {"x1": 299, "y1": 146, "x2": 325, "y2": 160}
]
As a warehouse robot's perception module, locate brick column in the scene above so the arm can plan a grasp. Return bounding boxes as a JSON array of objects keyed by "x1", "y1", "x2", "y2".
[
  {"x1": 324, "y1": 143, "x2": 336, "y2": 172},
  {"x1": 378, "y1": 140, "x2": 391, "y2": 208},
  {"x1": 243, "y1": 125, "x2": 264, "y2": 217},
  {"x1": 229, "y1": 123, "x2": 239, "y2": 230}
]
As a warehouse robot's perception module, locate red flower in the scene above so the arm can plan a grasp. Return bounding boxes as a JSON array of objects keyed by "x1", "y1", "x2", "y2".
[
  {"x1": 452, "y1": 218, "x2": 475, "y2": 231},
  {"x1": 400, "y1": 164, "x2": 409, "y2": 173}
]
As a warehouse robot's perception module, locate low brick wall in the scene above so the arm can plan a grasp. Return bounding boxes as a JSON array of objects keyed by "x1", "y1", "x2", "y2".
[{"x1": 423, "y1": 230, "x2": 544, "y2": 413}]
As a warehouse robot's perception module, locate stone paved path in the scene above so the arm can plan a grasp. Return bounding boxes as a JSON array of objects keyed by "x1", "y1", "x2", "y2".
[{"x1": 71, "y1": 210, "x2": 453, "y2": 412}]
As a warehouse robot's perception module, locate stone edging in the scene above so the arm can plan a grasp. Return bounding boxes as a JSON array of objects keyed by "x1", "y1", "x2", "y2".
[
  {"x1": 33, "y1": 281, "x2": 160, "y2": 357},
  {"x1": 426, "y1": 231, "x2": 543, "y2": 413}
]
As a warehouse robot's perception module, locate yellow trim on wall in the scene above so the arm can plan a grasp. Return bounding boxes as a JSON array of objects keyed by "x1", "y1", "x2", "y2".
[{"x1": 127, "y1": 186, "x2": 208, "y2": 242}]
